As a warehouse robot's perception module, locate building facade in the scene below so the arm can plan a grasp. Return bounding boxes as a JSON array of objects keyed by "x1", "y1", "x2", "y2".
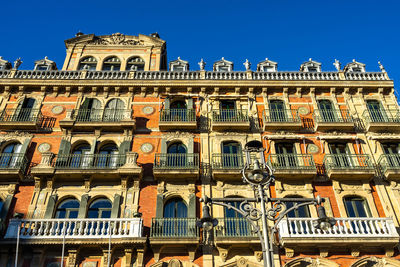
[{"x1": 0, "y1": 32, "x2": 399, "y2": 267}]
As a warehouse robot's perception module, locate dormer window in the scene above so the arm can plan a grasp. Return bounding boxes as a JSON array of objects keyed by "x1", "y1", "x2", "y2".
[
  {"x1": 169, "y1": 57, "x2": 189, "y2": 72},
  {"x1": 300, "y1": 58, "x2": 321, "y2": 72},
  {"x1": 34, "y1": 56, "x2": 57, "y2": 71},
  {"x1": 0, "y1": 57, "x2": 12, "y2": 70},
  {"x1": 36, "y1": 65, "x2": 48, "y2": 71},
  {"x1": 352, "y1": 67, "x2": 362, "y2": 73},
  {"x1": 102, "y1": 57, "x2": 121, "y2": 71},
  {"x1": 213, "y1": 57, "x2": 233, "y2": 72},
  {"x1": 78, "y1": 56, "x2": 97, "y2": 70},
  {"x1": 126, "y1": 57, "x2": 145, "y2": 71},
  {"x1": 257, "y1": 58, "x2": 278, "y2": 72},
  {"x1": 344, "y1": 59, "x2": 366, "y2": 73}
]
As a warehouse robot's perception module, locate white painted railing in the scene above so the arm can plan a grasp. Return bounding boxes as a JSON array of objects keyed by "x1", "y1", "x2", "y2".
[
  {"x1": 4, "y1": 218, "x2": 143, "y2": 239},
  {"x1": 278, "y1": 217, "x2": 398, "y2": 238}
]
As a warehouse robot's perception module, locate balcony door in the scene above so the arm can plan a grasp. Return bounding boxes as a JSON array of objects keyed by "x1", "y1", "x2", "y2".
[
  {"x1": 269, "y1": 100, "x2": 286, "y2": 122},
  {"x1": 167, "y1": 142, "x2": 187, "y2": 167},
  {"x1": 329, "y1": 143, "x2": 353, "y2": 167},
  {"x1": 87, "y1": 198, "x2": 112, "y2": 219},
  {"x1": 224, "y1": 200, "x2": 250, "y2": 237},
  {"x1": 170, "y1": 100, "x2": 187, "y2": 121},
  {"x1": 367, "y1": 100, "x2": 387, "y2": 122},
  {"x1": 163, "y1": 198, "x2": 188, "y2": 236},
  {"x1": 0, "y1": 142, "x2": 22, "y2": 168},
  {"x1": 275, "y1": 143, "x2": 297, "y2": 167},
  {"x1": 70, "y1": 144, "x2": 91, "y2": 168},
  {"x1": 222, "y1": 141, "x2": 242, "y2": 168},
  {"x1": 382, "y1": 143, "x2": 400, "y2": 167},
  {"x1": 103, "y1": 98, "x2": 124, "y2": 122},
  {"x1": 318, "y1": 100, "x2": 336, "y2": 122},
  {"x1": 14, "y1": 97, "x2": 36, "y2": 122},
  {"x1": 97, "y1": 144, "x2": 119, "y2": 168},
  {"x1": 285, "y1": 196, "x2": 311, "y2": 234},
  {"x1": 54, "y1": 199, "x2": 79, "y2": 219},
  {"x1": 77, "y1": 98, "x2": 101, "y2": 121},
  {"x1": 344, "y1": 196, "x2": 371, "y2": 218},
  {"x1": 220, "y1": 100, "x2": 236, "y2": 121}
]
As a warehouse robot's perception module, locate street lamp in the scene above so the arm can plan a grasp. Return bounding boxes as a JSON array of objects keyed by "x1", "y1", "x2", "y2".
[{"x1": 198, "y1": 148, "x2": 334, "y2": 267}]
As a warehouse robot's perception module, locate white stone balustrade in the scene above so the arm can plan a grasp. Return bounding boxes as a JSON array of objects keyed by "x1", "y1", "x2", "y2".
[
  {"x1": 4, "y1": 218, "x2": 143, "y2": 239},
  {"x1": 278, "y1": 217, "x2": 398, "y2": 238}
]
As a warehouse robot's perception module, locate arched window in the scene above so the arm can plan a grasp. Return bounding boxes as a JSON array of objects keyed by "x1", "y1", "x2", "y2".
[
  {"x1": 167, "y1": 142, "x2": 187, "y2": 167},
  {"x1": 54, "y1": 198, "x2": 80, "y2": 219},
  {"x1": 103, "y1": 99, "x2": 125, "y2": 122},
  {"x1": 224, "y1": 198, "x2": 251, "y2": 237},
  {"x1": 97, "y1": 143, "x2": 119, "y2": 168},
  {"x1": 222, "y1": 141, "x2": 242, "y2": 167},
  {"x1": 77, "y1": 98, "x2": 102, "y2": 122},
  {"x1": 126, "y1": 57, "x2": 145, "y2": 71},
  {"x1": 366, "y1": 100, "x2": 387, "y2": 122},
  {"x1": 164, "y1": 198, "x2": 187, "y2": 218},
  {"x1": 87, "y1": 198, "x2": 112, "y2": 218},
  {"x1": 344, "y1": 196, "x2": 371, "y2": 217},
  {"x1": 102, "y1": 57, "x2": 121, "y2": 71},
  {"x1": 78, "y1": 56, "x2": 97, "y2": 70},
  {"x1": 318, "y1": 100, "x2": 336, "y2": 122},
  {"x1": 269, "y1": 100, "x2": 286, "y2": 122},
  {"x1": 70, "y1": 143, "x2": 91, "y2": 168},
  {"x1": 14, "y1": 97, "x2": 36, "y2": 122},
  {"x1": 0, "y1": 142, "x2": 23, "y2": 168},
  {"x1": 169, "y1": 100, "x2": 188, "y2": 121}
]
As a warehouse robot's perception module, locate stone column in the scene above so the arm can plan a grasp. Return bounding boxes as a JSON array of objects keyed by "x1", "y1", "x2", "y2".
[{"x1": 67, "y1": 249, "x2": 78, "y2": 267}]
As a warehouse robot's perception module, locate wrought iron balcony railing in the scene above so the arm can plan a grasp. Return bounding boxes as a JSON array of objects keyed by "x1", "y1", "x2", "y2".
[
  {"x1": 278, "y1": 217, "x2": 398, "y2": 238},
  {"x1": 363, "y1": 109, "x2": 400, "y2": 124},
  {"x1": 212, "y1": 153, "x2": 244, "y2": 169},
  {"x1": 263, "y1": 109, "x2": 300, "y2": 123},
  {"x1": 160, "y1": 109, "x2": 196, "y2": 122},
  {"x1": 313, "y1": 109, "x2": 353, "y2": 123},
  {"x1": 4, "y1": 218, "x2": 143, "y2": 239},
  {"x1": 212, "y1": 110, "x2": 249, "y2": 123},
  {"x1": 214, "y1": 217, "x2": 257, "y2": 238},
  {"x1": 153, "y1": 153, "x2": 199, "y2": 169},
  {"x1": 0, "y1": 108, "x2": 42, "y2": 123},
  {"x1": 324, "y1": 154, "x2": 374, "y2": 171},
  {"x1": 0, "y1": 153, "x2": 28, "y2": 170},
  {"x1": 150, "y1": 218, "x2": 198, "y2": 238},
  {"x1": 378, "y1": 154, "x2": 400, "y2": 173},
  {"x1": 71, "y1": 109, "x2": 130, "y2": 122},
  {"x1": 268, "y1": 154, "x2": 316, "y2": 170},
  {"x1": 55, "y1": 153, "x2": 125, "y2": 169}
]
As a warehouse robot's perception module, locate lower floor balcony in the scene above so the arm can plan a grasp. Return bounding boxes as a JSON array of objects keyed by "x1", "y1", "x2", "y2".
[
  {"x1": 278, "y1": 217, "x2": 399, "y2": 256},
  {"x1": 324, "y1": 154, "x2": 375, "y2": 180},
  {"x1": 153, "y1": 153, "x2": 199, "y2": 180},
  {"x1": 212, "y1": 153, "x2": 244, "y2": 180},
  {"x1": 4, "y1": 218, "x2": 144, "y2": 244},
  {"x1": 268, "y1": 154, "x2": 316, "y2": 179},
  {"x1": 378, "y1": 154, "x2": 400, "y2": 180}
]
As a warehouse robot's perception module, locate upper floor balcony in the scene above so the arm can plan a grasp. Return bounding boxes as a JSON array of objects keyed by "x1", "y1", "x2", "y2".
[
  {"x1": 313, "y1": 109, "x2": 354, "y2": 132},
  {"x1": 363, "y1": 109, "x2": 400, "y2": 133},
  {"x1": 4, "y1": 218, "x2": 144, "y2": 245},
  {"x1": 268, "y1": 154, "x2": 316, "y2": 179},
  {"x1": 211, "y1": 110, "x2": 250, "y2": 131},
  {"x1": 278, "y1": 217, "x2": 399, "y2": 256},
  {"x1": 59, "y1": 108, "x2": 135, "y2": 132},
  {"x1": 214, "y1": 217, "x2": 260, "y2": 246},
  {"x1": 153, "y1": 153, "x2": 199, "y2": 180},
  {"x1": 378, "y1": 154, "x2": 400, "y2": 180},
  {"x1": 263, "y1": 109, "x2": 302, "y2": 131},
  {"x1": 159, "y1": 109, "x2": 197, "y2": 131},
  {"x1": 212, "y1": 153, "x2": 244, "y2": 180},
  {"x1": 0, "y1": 108, "x2": 43, "y2": 130},
  {"x1": 324, "y1": 154, "x2": 375, "y2": 180},
  {"x1": 0, "y1": 152, "x2": 28, "y2": 180}
]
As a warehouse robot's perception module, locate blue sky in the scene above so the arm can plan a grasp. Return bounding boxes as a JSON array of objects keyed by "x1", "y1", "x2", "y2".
[{"x1": 1, "y1": 0, "x2": 399, "y2": 88}]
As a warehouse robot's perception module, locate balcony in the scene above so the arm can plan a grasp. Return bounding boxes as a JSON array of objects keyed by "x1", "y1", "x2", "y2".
[
  {"x1": 214, "y1": 217, "x2": 259, "y2": 243},
  {"x1": 0, "y1": 153, "x2": 28, "y2": 180},
  {"x1": 278, "y1": 217, "x2": 399, "y2": 255},
  {"x1": 59, "y1": 109, "x2": 135, "y2": 132},
  {"x1": 150, "y1": 217, "x2": 199, "y2": 261},
  {"x1": 324, "y1": 154, "x2": 375, "y2": 179},
  {"x1": 211, "y1": 110, "x2": 250, "y2": 131},
  {"x1": 378, "y1": 154, "x2": 400, "y2": 180},
  {"x1": 31, "y1": 152, "x2": 142, "y2": 180},
  {"x1": 313, "y1": 109, "x2": 354, "y2": 131},
  {"x1": 263, "y1": 109, "x2": 302, "y2": 131},
  {"x1": 153, "y1": 153, "x2": 199, "y2": 180},
  {"x1": 268, "y1": 154, "x2": 316, "y2": 179},
  {"x1": 0, "y1": 108, "x2": 42, "y2": 130},
  {"x1": 212, "y1": 153, "x2": 244, "y2": 180},
  {"x1": 3, "y1": 218, "x2": 144, "y2": 245},
  {"x1": 363, "y1": 109, "x2": 400, "y2": 132},
  {"x1": 159, "y1": 109, "x2": 197, "y2": 131}
]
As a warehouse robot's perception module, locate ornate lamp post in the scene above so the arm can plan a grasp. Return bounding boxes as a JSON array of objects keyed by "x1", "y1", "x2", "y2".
[{"x1": 198, "y1": 148, "x2": 334, "y2": 267}]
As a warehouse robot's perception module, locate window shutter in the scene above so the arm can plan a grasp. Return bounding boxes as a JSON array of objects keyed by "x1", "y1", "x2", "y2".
[
  {"x1": 0, "y1": 195, "x2": 13, "y2": 221},
  {"x1": 118, "y1": 140, "x2": 131, "y2": 166},
  {"x1": 161, "y1": 139, "x2": 167, "y2": 154},
  {"x1": 188, "y1": 193, "x2": 196, "y2": 218},
  {"x1": 44, "y1": 194, "x2": 58, "y2": 219},
  {"x1": 58, "y1": 139, "x2": 72, "y2": 156},
  {"x1": 186, "y1": 98, "x2": 193, "y2": 109},
  {"x1": 111, "y1": 194, "x2": 121, "y2": 218},
  {"x1": 77, "y1": 194, "x2": 89, "y2": 218},
  {"x1": 155, "y1": 194, "x2": 163, "y2": 218},
  {"x1": 164, "y1": 98, "x2": 170, "y2": 110}
]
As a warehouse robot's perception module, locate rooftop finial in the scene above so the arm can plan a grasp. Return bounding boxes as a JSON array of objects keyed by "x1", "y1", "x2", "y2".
[
  {"x1": 309, "y1": 58, "x2": 312, "y2": 61},
  {"x1": 222, "y1": 57, "x2": 225, "y2": 61},
  {"x1": 352, "y1": 59, "x2": 356, "y2": 62},
  {"x1": 198, "y1": 58, "x2": 206, "y2": 70},
  {"x1": 243, "y1": 59, "x2": 251, "y2": 71},
  {"x1": 333, "y1": 59, "x2": 341, "y2": 71},
  {"x1": 45, "y1": 56, "x2": 48, "y2": 60},
  {"x1": 378, "y1": 61, "x2": 386, "y2": 73}
]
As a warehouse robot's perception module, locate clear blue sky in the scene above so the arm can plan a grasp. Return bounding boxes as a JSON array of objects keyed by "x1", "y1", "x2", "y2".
[{"x1": 1, "y1": 0, "x2": 399, "y2": 89}]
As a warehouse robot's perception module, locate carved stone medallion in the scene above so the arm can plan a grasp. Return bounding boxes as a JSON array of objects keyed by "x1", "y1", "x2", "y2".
[
  {"x1": 297, "y1": 106, "x2": 310, "y2": 116},
  {"x1": 142, "y1": 106, "x2": 155, "y2": 115},
  {"x1": 307, "y1": 144, "x2": 319, "y2": 154},
  {"x1": 38, "y1": 143, "x2": 51, "y2": 153},
  {"x1": 51, "y1": 105, "x2": 64, "y2": 115},
  {"x1": 141, "y1": 143, "x2": 153, "y2": 153}
]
